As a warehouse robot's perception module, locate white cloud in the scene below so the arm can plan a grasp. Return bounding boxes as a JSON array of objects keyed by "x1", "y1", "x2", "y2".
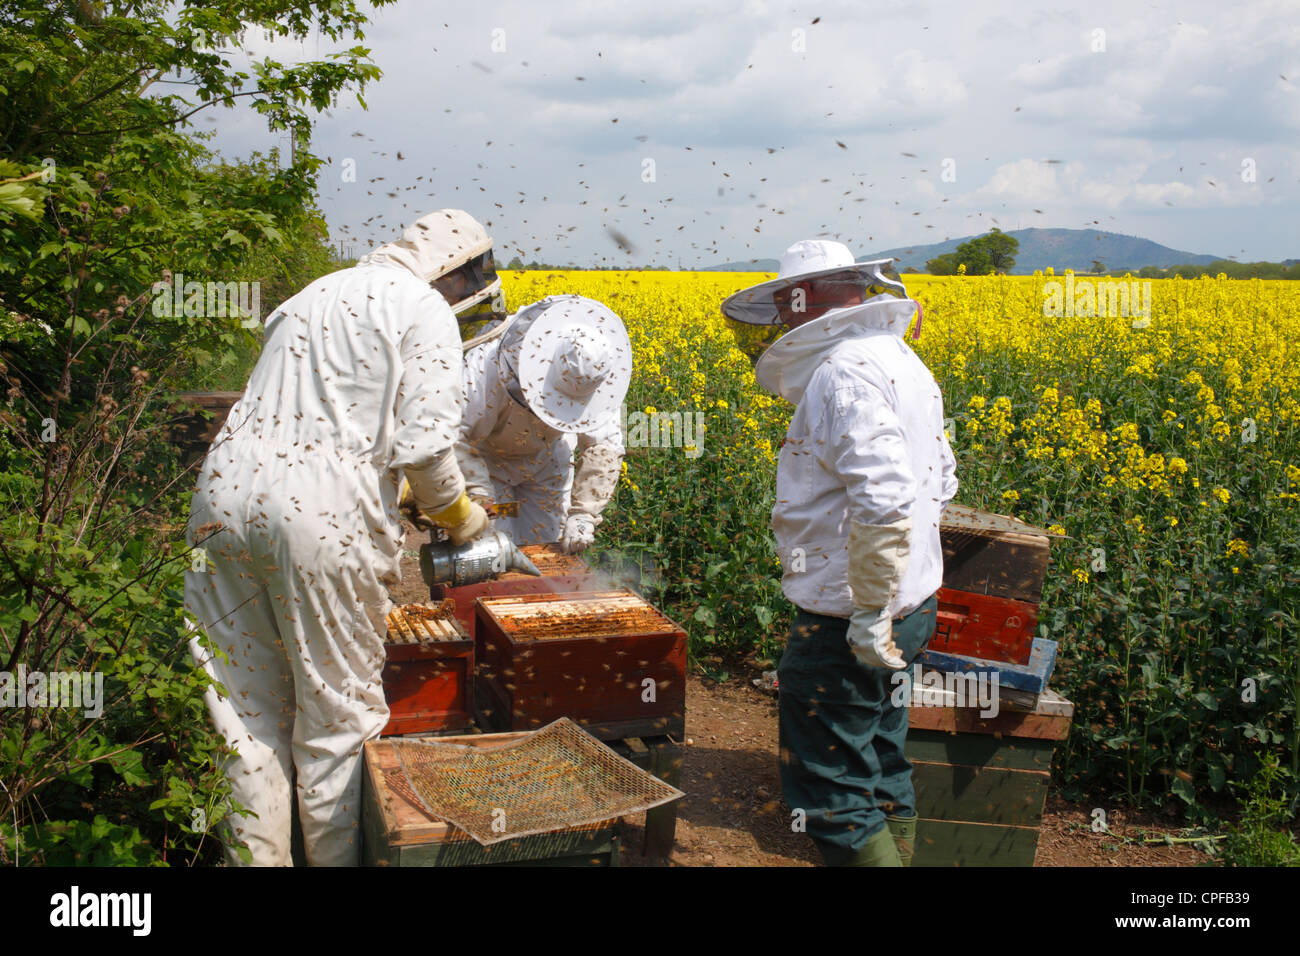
[{"x1": 200, "y1": 0, "x2": 1300, "y2": 266}]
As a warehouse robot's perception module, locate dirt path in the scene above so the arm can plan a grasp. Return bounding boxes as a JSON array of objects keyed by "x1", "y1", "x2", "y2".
[
  {"x1": 390, "y1": 541, "x2": 1214, "y2": 867},
  {"x1": 614, "y1": 676, "x2": 1214, "y2": 867}
]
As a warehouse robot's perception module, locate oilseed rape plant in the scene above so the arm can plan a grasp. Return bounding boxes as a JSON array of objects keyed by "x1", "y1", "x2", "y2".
[{"x1": 501, "y1": 270, "x2": 1300, "y2": 816}]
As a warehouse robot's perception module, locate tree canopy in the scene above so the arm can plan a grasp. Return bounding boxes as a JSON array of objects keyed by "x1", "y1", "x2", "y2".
[{"x1": 927, "y1": 228, "x2": 1020, "y2": 275}]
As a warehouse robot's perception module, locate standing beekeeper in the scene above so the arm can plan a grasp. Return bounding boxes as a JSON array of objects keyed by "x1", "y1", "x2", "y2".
[
  {"x1": 184, "y1": 209, "x2": 495, "y2": 866},
  {"x1": 722, "y1": 240, "x2": 958, "y2": 866},
  {"x1": 451, "y1": 294, "x2": 632, "y2": 551}
]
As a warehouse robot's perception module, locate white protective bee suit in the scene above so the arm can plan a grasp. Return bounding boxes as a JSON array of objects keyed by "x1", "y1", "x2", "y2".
[
  {"x1": 758, "y1": 295, "x2": 958, "y2": 627},
  {"x1": 457, "y1": 295, "x2": 631, "y2": 550},
  {"x1": 184, "y1": 211, "x2": 487, "y2": 866}
]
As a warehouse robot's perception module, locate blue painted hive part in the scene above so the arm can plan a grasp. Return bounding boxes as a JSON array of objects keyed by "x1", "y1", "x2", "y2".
[{"x1": 918, "y1": 637, "x2": 1059, "y2": 695}]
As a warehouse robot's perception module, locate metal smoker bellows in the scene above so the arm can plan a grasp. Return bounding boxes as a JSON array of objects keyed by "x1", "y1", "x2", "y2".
[{"x1": 419, "y1": 530, "x2": 541, "y2": 589}]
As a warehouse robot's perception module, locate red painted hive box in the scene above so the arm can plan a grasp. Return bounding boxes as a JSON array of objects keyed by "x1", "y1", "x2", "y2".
[{"x1": 381, "y1": 602, "x2": 475, "y2": 736}]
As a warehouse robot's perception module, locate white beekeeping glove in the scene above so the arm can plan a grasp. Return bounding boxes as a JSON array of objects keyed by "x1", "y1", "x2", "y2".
[
  {"x1": 845, "y1": 517, "x2": 912, "y2": 670},
  {"x1": 560, "y1": 513, "x2": 596, "y2": 553}
]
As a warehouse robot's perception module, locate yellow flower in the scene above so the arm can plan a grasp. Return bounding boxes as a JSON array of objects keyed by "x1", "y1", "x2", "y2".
[
  {"x1": 1226, "y1": 539, "x2": 1249, "y2": 558},
  {"x1": 1047, "y1": 524, "x2": 1067, "y2": 535},
  {"x1": 1212, "y1": 487, "x2": 1231, "y2": 504},
  {"x1": 1001, "y1": 490, "x2": 1020, "y2": 503},
  {"x1": 1073, "y1": 568, "x2": 1090, "y2": 584}
]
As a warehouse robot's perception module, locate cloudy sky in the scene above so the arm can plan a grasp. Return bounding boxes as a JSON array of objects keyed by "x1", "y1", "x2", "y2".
[{"x1": 208, "y1": 0, "x2": 1300, "y2": 267}]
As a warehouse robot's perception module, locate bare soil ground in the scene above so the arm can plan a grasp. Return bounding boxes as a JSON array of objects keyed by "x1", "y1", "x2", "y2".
[
  {"x1": 390, "y1": 543, "x2": 1216, "y2": 868},
  {"x1": 615, "y1": 676, "x2": 1215, "y2": 867}
]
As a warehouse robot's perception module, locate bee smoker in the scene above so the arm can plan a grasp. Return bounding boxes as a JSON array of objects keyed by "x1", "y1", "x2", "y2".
[{"x1": 418, "y1": 530, "x2": 541, "y2": 591}]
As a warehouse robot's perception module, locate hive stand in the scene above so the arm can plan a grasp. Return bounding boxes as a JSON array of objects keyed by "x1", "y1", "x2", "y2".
[{"x1": 904, "y1": 685, "x2": 1073, "y2": 866}]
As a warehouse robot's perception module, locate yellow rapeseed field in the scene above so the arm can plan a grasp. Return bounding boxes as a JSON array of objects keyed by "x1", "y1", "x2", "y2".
[{"x1": 501, "y1": 268, "x2": 1300, "y2": 808}]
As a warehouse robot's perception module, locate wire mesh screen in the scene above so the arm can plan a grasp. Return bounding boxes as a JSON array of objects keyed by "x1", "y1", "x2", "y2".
[{"x1": 388, "y1": 717, "x2": 684, "y2": 845}]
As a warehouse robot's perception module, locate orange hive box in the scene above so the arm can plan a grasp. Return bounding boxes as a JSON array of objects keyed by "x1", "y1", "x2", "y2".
[{"x1": 382, "y1": 601, "x2": 475, "y2": 736}]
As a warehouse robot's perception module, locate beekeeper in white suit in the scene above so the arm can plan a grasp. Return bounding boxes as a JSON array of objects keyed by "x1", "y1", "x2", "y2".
[
  {"x1": 456, "y1": 294, "x2": 632, "y2": 551},
  {"x1": 185, "y1": 210, "x2": 494, "y2": 866},
  {"x1": 723, "y1": 240, "x2": 957, "y2": 867}
]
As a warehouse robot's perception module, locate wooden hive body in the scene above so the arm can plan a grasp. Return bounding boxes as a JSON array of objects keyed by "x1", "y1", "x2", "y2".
[
  {"x1": 931, "y1": 509, "x2": 1055, "y2": 665},
  {"x1": 381, "y1": 604, "x2": 475, "y2": 736},
  {"x1": 474, "y1": 589, "x2": 687, "y2": 741},
  {"x1": 904, "y1": 687, "x2": 1073, "y2": 867}
]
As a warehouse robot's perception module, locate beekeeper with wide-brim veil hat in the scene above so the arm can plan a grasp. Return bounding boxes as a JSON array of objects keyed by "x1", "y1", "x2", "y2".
[
  {"x1": 185, "y1": 209, "x2": 497, "y2": 866},
  {"x1": 454, "y1": 294, "x2": 633, "y2": 552},
  {"x1": 722, "y1": 239, "x2": 957, "y2": 867}
]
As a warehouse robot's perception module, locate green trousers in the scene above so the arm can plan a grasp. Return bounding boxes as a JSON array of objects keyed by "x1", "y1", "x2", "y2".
[{"x1": 777, "y1": 595, "x2": 938, "y2": 864}]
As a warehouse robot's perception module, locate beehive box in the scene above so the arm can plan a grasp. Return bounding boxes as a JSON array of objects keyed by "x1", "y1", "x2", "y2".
[
  {"x1": 905, "y1": 685, "x2": 1073, "y2": 867},
  {"x1": 930, "y1": 587, "x2": 1039, "y2": 665},
  {"x1": 939, "y1": 505, "x2": 1054, "y2": 604},
  {"x1": 431, "y1": 544, "x2": 603, "y2": 640},
  {"x1": 932, "y1": 506, "x2": 1055, "y2": 665},
  {"x1": 169, "y1": 391, "x2": 242, "y2": 466},
  {"x1": 360, "y1": 732, "x2": 619, "y2": 866},
  {"x1": 381, "y1": 603, "x2": 475, "y2": 736},
  {"x1": 474, "y1": 589, "x2": 687, "y2": 741}
]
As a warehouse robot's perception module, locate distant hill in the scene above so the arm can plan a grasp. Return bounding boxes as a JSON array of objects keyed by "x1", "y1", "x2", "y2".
[
  {"x1": 864, "y1": 228, "x2": 1223, "y2": 274},
  {"x1": 701, "y1": 258, "x2": 779, "y2": 272},
  {"x1": 703, "y1": 228, "x2": 1224, "y2": 275}
]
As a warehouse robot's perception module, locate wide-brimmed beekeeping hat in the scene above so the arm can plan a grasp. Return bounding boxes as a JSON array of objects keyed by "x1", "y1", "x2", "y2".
[
  {"x1": 358, "y1": 209, "x2": 502, "y2": 315},
  {"x1": 720, "y1": 239, "x2": 907, "y2": 326},
  {"x1": 495, "y1": 295, "x2": 632, "y2": 433}
]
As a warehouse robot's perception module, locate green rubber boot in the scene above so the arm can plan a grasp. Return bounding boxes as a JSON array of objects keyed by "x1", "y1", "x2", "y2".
[
  {"x1": 840, "y1": 825, "x2": 902, "y2": 867},
  {"x1": 886, "y1": 813, "x2": 916, "y2": 867}
]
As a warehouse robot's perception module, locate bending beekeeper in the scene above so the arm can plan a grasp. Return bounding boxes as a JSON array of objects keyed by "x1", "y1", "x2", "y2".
[
  {"x1": 452, "y1": 294, "x2": 632, "y2": 551},
  {"x1": 722, "y1": 240, "x2": 958, "y2": 867},
  {"x1": 185, "y1": 209, "x2": 494, "y2": 866}
]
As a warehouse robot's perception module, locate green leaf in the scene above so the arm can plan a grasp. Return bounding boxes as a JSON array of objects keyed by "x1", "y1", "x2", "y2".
[{"x1": 108, "y1": 749, "x2": 150, "y2": 787}]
